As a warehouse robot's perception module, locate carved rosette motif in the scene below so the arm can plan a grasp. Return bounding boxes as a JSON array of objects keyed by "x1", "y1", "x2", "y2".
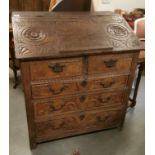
[
  {"x1": 106, "y1": 24, "x2": 131, "y2": 49},
  {"x1": 15, "y1": 26, "x2": 50, "y2": 55},
  {"x1": 21, "y1": 27, "x2": 47, "y2": 45},
  {"x1": 107, "y1": 24, "x2": 129, "y2": 38},
  {"x1": 12, "y1": 13, "x2": 142, "y2": 59}
]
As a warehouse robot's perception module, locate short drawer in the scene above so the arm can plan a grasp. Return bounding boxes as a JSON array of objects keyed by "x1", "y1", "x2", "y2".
[
  {"x1": 33, "y1": 91, "x2": 125, "y2": 119},
  {"x1": 31, "y1": 75, "x2": 128, "y2": 99},
  {"x1": 88, "y1": 75, "x2": 128, "y2": 90},
  {"x1": 30, "y1": 57, "x2": 83, "y2": 81},
  {"x1": 31, "y1": 80, "x2": 85, "y2": 99},
  {"x1": 35, "y1": 109, "x2": 123, "y2": 141},
  {"x1": 88, "y1": 54, "x2": 132, "y2": 75}
]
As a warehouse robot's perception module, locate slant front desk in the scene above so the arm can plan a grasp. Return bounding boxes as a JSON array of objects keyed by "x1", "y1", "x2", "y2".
[{"x1": 12, "y1": 12, "x2": 143, "y2": 149}]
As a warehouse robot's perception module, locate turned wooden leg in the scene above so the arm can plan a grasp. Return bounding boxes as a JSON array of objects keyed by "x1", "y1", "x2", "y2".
[
  {"x1": 10, "y1": 57, "x2": 19, "y2": 89},
  {"x1": 10, "y1": 31, "x2": 19, "y2": 89},
  {"x1": 12, "y1": 67, "x2": 18, "y2": 89},
  {"x1": 129, "y1": 63, "x2": 144, "y2": 107}
]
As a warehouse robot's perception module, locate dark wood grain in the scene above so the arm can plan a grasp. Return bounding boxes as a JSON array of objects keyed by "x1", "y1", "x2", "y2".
[
  {"x1": 20, "y1": 62, "x2": 37, "y2": 149},
  {"x1": 31, "y1": 75, "x2": 128, "y2": 99},
  {"x1": 10, "y1": 0, "x2": 91, "y2": 12},
  {"x1": 88, "y1": 54, "x2": 132, "y2": 75},
  {"x1": 12, "y1": 12, "x2": 141, "y2": 149},
  {"x1": 12, "y1": 12, "x2": 143, "y2": 59},
  {"x1": 29, "y1": 58, "x2": 83, "y2": 81},
  {"x1": 49, "y1": 0, "x2": 91, "y2": 11},
  {"x1": 35, "y1": 109, "x2": 123, "y2": 142},
  {"x1": 10, "y1": 0, "x2": 51, "y2": 11},
  {"x1": 33, "y1": 91, "x2": 126, "y2": 120}
]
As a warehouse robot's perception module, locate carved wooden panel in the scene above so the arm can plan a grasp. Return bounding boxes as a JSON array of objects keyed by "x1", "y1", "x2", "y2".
[
  {"x1": 35, "y1": 109, "x2": 123, "y2": 141},
  {"x1": 12, "y1": 12, "x2": 143, "y2": 59}
]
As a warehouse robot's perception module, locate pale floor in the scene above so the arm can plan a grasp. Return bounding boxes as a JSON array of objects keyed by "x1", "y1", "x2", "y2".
[{"x1": 9, "y1": 71, "x2": 145, "y2": 155}]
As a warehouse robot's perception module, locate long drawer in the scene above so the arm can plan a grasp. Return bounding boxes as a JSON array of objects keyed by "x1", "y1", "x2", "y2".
[
  {"x1": 30, "y1": 57, "x2": 83, "y2": 81},
  {"x1": 31, "y1": 75, "x2": 128, "y2": 99},
  {"x1": 35, "y1": 108, "x2": 123, "y2": 142},
  {"x1": 33, "y1": 91, "x2": 125, "y2": 120},
  {"x1": 88, "y1": 54, "x2": 132, "y2": 75}
]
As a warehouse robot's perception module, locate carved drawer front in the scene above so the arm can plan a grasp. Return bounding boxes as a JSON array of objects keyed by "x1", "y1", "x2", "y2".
[
  {"x1": 88, "y1": 75, "x2": 128, "y2": 91},
  {"x1": 30, "y1": 57, "x2": 83, "y2": 81},
  {"x1": 35, "y1": 109, "x2": 123, "y2": 141},
  {"x1": 33, "y1": 91, "x2": 124, "y2": 120},
  {"x1": 88, "y1": 54, "x2": 132, "y2": 75}
]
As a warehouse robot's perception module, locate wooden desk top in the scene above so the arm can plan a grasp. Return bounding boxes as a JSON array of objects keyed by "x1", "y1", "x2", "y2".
[{"x1": 12, "y1": 12, "x2": 144, "y2": 59}]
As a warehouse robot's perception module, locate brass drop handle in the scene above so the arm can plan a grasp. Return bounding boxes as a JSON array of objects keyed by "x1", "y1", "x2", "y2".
[
  {"x1": 98, "y1": 96, "x2": 111, "y2": 103},
  {"x1": 46, "y1": 121, "x2": 65, "y2": 130},
  {"x1": 49, "y1": 101, "x2": 66, "y2": 111},
  {"x1": 48, "y1": 85, "x2": 67, "y2": 95},
  {"x1": 96, "y1": 115, "x2": 109, "y2": 122},
  {"x1": 48, "y1": 100, "x2": 57, "y2": 111},
  {"x1": 48, "y1": 63, "x2": 65, "y2": 73},
  {"x1": 80, "y1": 80, "x2": 87, "y2": 87},
  {"x1": 49, "y1": 104, "x2": 56, "y2": 111},
  {"x1": 79, "y1": 112, "x2": 85, "y2": 120},
  {"x1": 80, "y1": 95, "x2": 86, "y2": 102},
  {"x1": 104, "y1": 59, "x2": 117, "y2": 68},
  {"x1": 100, "y1": 81, "x2": 115, "y2": 88}
]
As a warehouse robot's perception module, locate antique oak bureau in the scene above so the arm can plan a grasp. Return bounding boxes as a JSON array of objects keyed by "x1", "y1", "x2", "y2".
[{"x1": 12, "y1": 12, "x2": 143, "y2": 148}]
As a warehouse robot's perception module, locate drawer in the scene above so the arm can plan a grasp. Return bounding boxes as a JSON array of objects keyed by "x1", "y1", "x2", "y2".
[
  {"x1": 30, "y1": 57, "x2": 83, "y2": 81},
  {"x1": 33, "y1": 91, "x2": 125, "y2": 119},
  {"x1": 88, "y1": 54, "x2": 132, "y2": 75},
  {"x1": 88, "y1": 75, "x2": 128, "y2": 90},
  {"x1": 35, "y1": 109, "x2": 123, "y2": 140},
  {"x1": 31, "y1": 80, "x2": 86, "y2": 99},
  {"x1": 31, "y1": 75, "x2": 128, "y2": 99}
]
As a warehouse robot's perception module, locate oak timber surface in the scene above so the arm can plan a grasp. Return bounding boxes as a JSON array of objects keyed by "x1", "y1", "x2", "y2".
[
  {"x1": 12, "y1": 11, "x2": 143, "y2": 59},
  {"x1": 12, "y1": 12, "x2": 142, "y2": 148}
]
